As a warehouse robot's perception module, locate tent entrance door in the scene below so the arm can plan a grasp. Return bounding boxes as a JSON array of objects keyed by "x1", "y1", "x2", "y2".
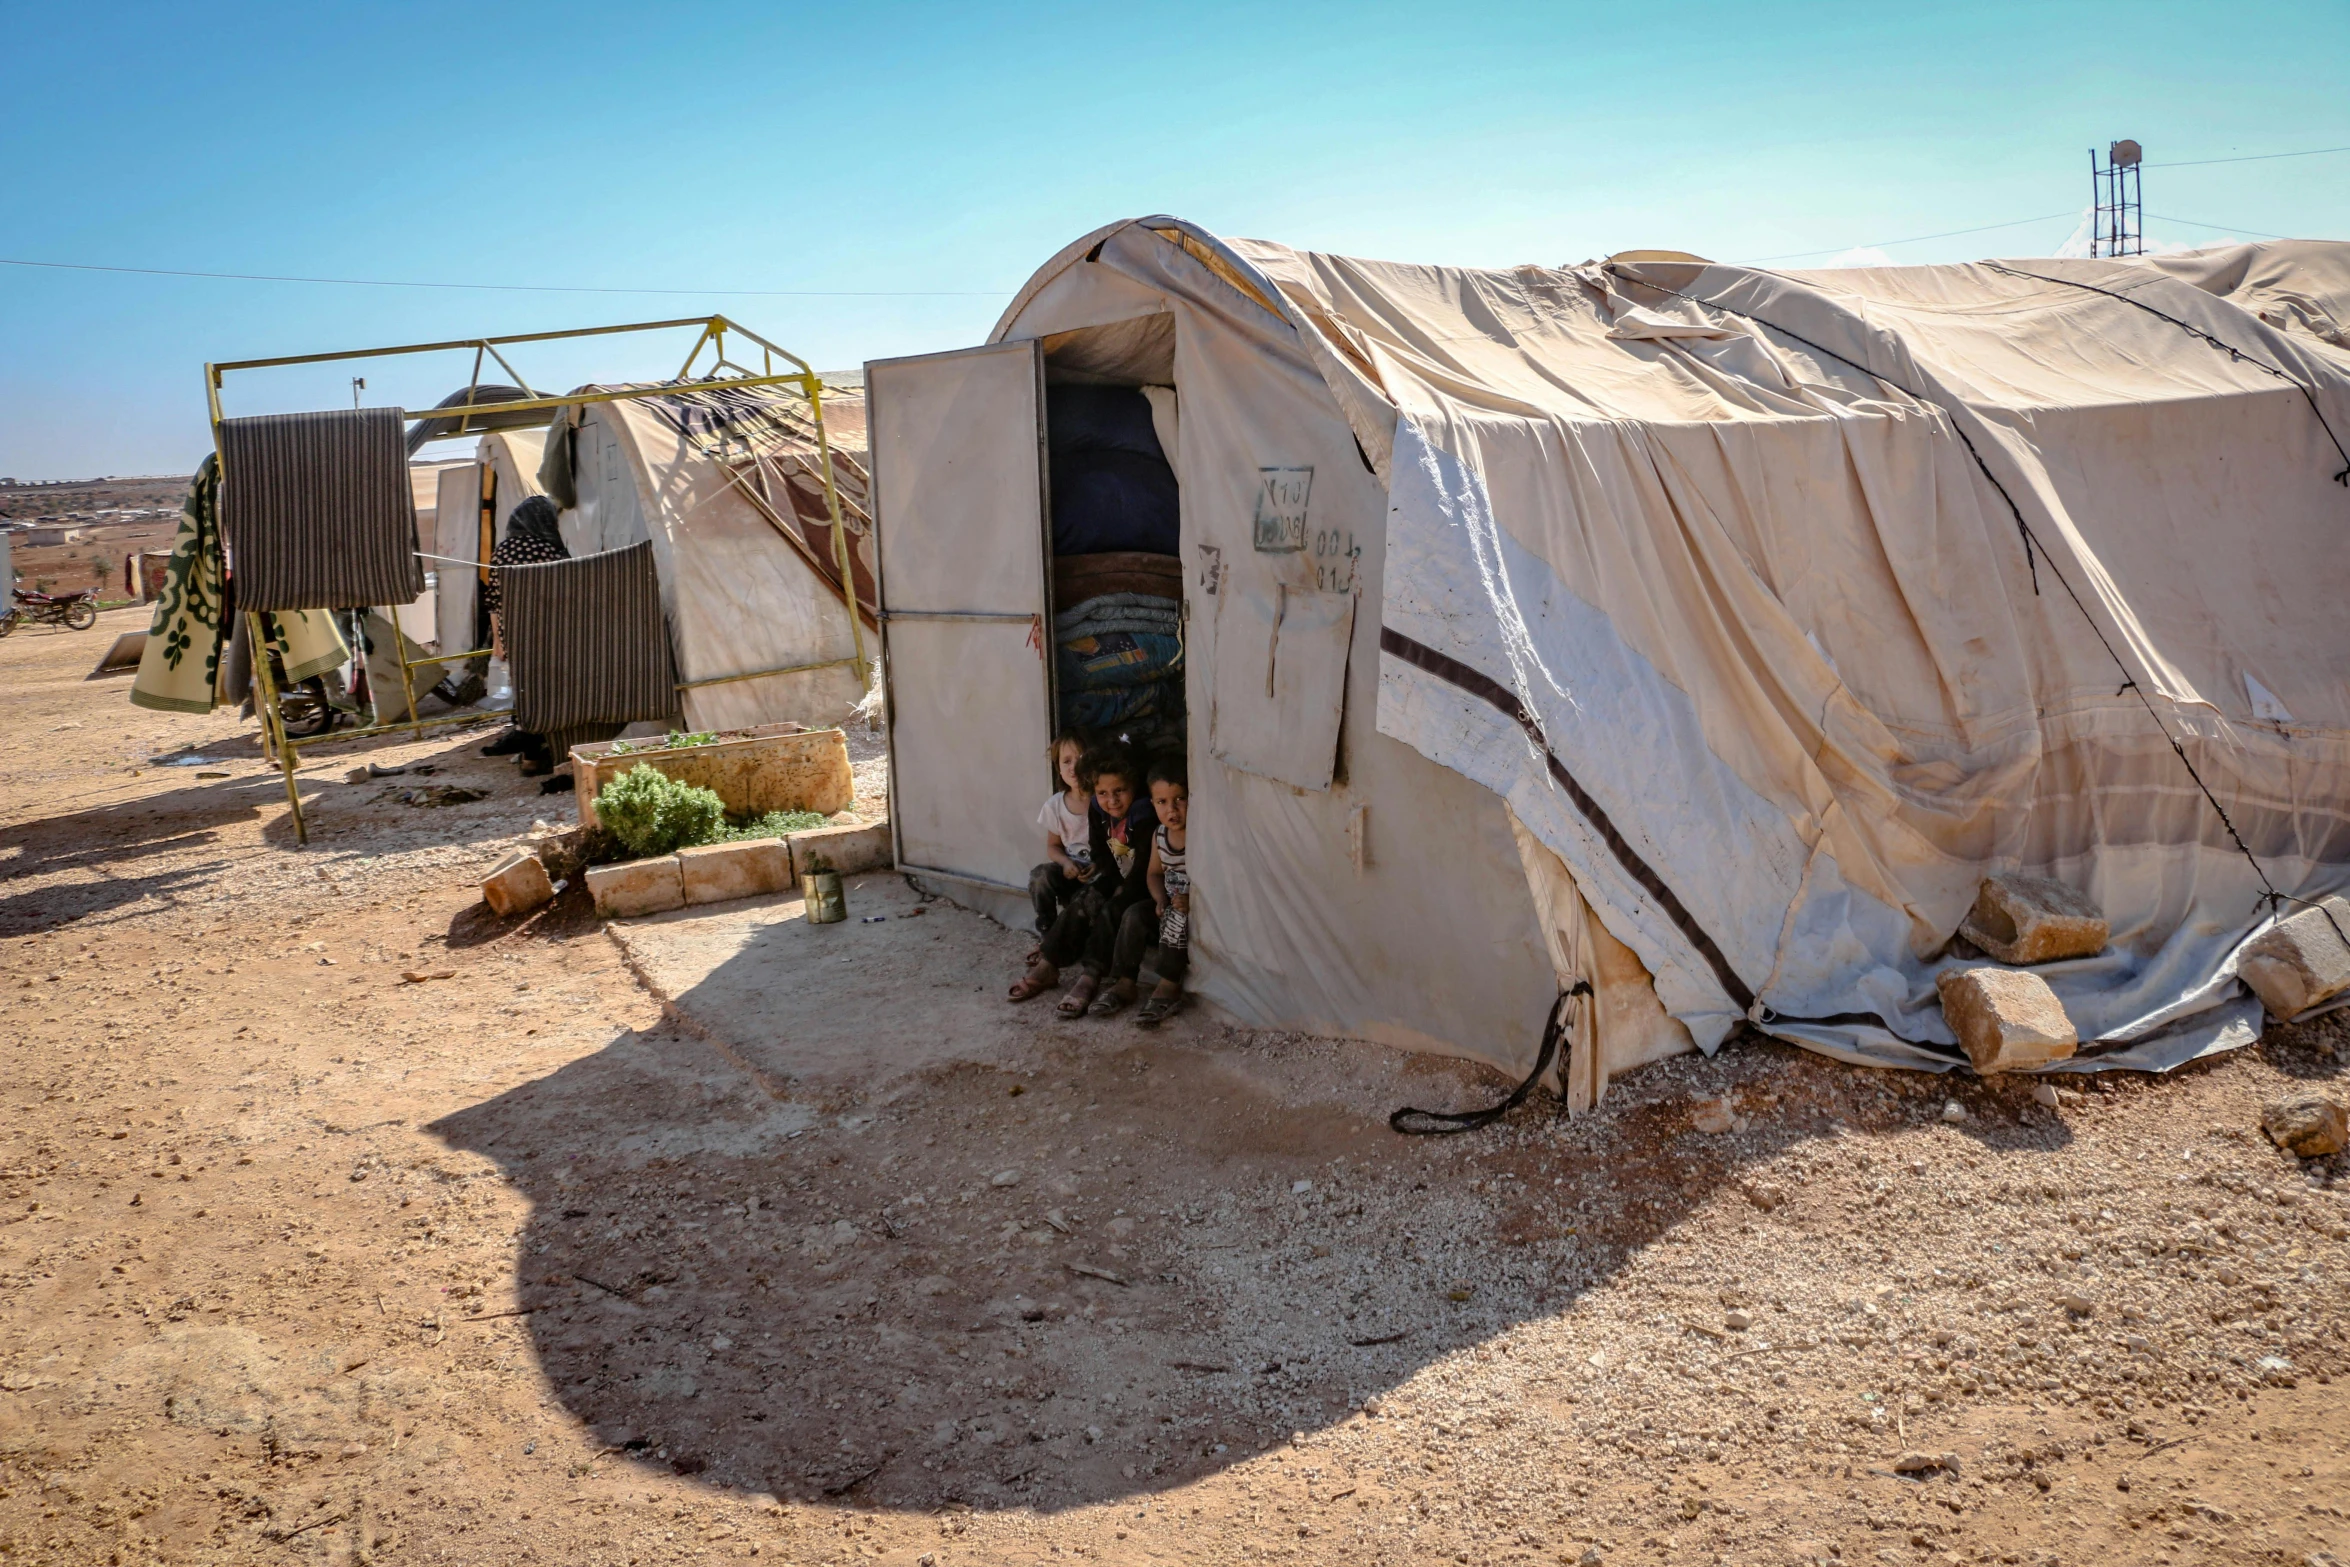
[{"x1": 868, "y1": 340, "x2": 1054, "y2": 898}]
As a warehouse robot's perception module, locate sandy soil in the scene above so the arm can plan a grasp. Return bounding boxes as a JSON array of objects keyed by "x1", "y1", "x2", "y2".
[{"x1": 1, "y1": 606, "x2": 2345, "y2": 1566}]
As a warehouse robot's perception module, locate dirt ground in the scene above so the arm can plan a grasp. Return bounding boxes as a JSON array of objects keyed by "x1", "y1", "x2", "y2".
[{"x1": 3, "y1": 606, "x2": 2346, "y2": 1567}]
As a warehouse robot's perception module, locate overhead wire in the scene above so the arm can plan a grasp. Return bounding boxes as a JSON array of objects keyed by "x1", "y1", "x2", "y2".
[
  {"x1": 2145, "y1": 214, "x2": 2294, "y2": 242},
  {"x1": 1742, "y1": 212, "x2": 2077, "y2": 264},
  {"x1": 0, "y1": 255, "x2": 1012, "y2": 298},
  {"x1": 2145, "y1": 144, "x2": 2350, "y2": 170},
  {"x1": 1743, "y1": 141, "x2": 2350, "y2": 266}
]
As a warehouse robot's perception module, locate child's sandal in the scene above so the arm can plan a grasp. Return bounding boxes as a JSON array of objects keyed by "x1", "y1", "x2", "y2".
[
  {"x1": 1089, "y1": 985, "x2": 1134, "y2": 1018},
  {"x1": 1134, "y1": 993, "x2": 1182, "y2": 1029},
  {"x1": 1057, "y1": 975, "x2": 1099, "y2": 1018},
  {"x1": 1008, "y1": 970, "x2": 1056, "y2": 1003}
]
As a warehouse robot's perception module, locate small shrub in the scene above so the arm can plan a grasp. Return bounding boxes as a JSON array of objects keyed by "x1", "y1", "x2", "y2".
[{"x1": 595, "y1": 764, "x2": 726, "y2": 858}]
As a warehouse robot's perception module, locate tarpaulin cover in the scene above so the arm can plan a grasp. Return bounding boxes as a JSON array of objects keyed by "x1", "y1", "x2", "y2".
[{"x1": 987, "y1": 222, "x2": 2350, "y2": 1082}]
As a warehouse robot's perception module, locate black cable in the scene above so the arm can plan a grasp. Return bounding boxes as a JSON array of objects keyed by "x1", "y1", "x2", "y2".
[
  {"x1": 1980, "y1": 261, "x2": 2350, "y2": 486},
  {"x1": 1390, "y1": 983, "x2": 1587, "y2": 1136},
  {"x1": 1600, "y1": 261, "x2": 2286, "y2": 917}
]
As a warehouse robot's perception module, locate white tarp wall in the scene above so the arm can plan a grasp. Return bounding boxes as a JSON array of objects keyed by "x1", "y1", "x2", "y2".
[
  {"x1": 431, "y1": 462, "x2": 481, "y2": 657},
  {"x1": 1245, "y1": 237, "x2": 2350, "y2": 1073},
  {"x1": 993, "y1": 223, "x2": 2350, "y2": 1083},
  {"x1": 558, "y1": 400, "x2": 865, "y2": 732}
]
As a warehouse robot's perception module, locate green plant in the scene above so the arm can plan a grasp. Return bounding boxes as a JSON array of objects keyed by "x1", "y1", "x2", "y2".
[
  {"x1": 718, "y1": 809, "x2": 828, "y2": 843},
  {"x1": 594, "y1": 765, "x2": 727, "y2": 858},
  {"x1": 605, "y1": 730, "x2": 720, "y2": 758}
]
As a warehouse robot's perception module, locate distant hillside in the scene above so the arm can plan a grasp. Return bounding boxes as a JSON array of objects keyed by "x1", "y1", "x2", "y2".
[
  {"x1": 0, "y1": 475, "x2": 190, "y2": 524},
  {"x1": 2, "y1": 476, "x2": 190, "y2": 596}
]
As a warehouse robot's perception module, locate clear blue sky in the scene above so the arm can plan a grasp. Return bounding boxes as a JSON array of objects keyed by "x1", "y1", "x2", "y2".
[{"x1": 4, "y1": 0, "x2": 2345, "y2": 480}]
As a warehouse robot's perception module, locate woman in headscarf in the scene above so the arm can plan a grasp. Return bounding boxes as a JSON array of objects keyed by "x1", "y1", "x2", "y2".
[{"x1": 479, "y1": 497, "x2": 570, "y2": 776}]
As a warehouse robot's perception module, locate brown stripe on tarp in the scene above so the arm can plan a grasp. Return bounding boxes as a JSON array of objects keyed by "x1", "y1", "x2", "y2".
[{"x1": 1378, "y1": 624, "x2": 1757, "y2": 1013}]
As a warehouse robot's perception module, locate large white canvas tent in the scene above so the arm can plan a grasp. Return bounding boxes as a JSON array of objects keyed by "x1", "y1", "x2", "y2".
[
  {"x1": 546, "y1": 386, "x2": 872, "y2": 730},
  {"x1": 428, "y1": 430, "x2": 546, "y2": 659},
  {"x1": 412, "y1": 390, "x2": 874, "y2": 733},
  {"x1": 869, "y1": 222, "x2": 2350, "y2": 1106}
]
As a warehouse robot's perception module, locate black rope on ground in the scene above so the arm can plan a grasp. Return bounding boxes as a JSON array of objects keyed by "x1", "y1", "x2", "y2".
[
  {"x1": 1390, "y1": 983, "x2": 1588, "y2": 1136},
  {"x1": 1981, "y1": 262, "x2": 2350, "y2": 487},
  {"x1": 1600, "y1": 263, "x2": 2285, "y2": 914}
]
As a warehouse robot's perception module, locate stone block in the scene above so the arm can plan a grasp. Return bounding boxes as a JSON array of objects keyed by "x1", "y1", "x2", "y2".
[
  {"x1": 1958, "y1": 874, "x2": 2107, "y2": 965},
  {"x1": 572, "y1": 725, "x2": 854, "y2": 829},
  {"x1": 2261, "y1": 1091, "x2": 2348, "y2": 1158},
  {"x1": 523, "y1": 824, "x2": 589, "y2": 884},
  {"x1": 1935, "y1": 967, "x2": 2078, "y2": 1074},
  {"x1": 790, "y1": 819, "x2": 893, "y2": 878},
  {"x1": 677, "y1": 838, "x2": 795, "y2": 907},
  {"x1": 2237, "y1": 896, "x2": 2350, "y2": 1019},
  {"x1": 480, "y1": 849, "x2": 555, "y2": 918},
  {"x1": 586, "y1": 856, "x2": 685, "y2": 919}
]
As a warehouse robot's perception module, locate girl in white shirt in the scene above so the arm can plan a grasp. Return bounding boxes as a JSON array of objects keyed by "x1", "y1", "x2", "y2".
[{"x1": 1013, "y1": 733, "x2": 1091, "y2": 999}]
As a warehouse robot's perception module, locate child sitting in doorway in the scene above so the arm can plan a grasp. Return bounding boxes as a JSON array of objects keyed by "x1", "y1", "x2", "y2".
[
  {"x1": 1105, "y1": 757, "x2": 1188, "y2": 1026},
  {"x1": 1025, "y1": 731, "x2": 1092, "y2": 955},
  {"x1": 1006, "y1": 744, "x2": 1156, "y2": 1014}
]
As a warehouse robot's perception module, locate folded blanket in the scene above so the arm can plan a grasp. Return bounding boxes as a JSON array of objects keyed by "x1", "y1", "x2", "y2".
[
  {"x1": 1058, "y1": 631, "x2": 1183, "y2": 693},
  {"x1": 1055, "y1": 591, "x2": 1180, "y2": 641},
  {"x1": 1065, "y1": 677, "x2": 1181, "y2": 732},
  {"x1": 502, "y1": 540, "x2": 678, "y2": 737},
  {"x1": 218, "y1": 408, "x2": 426, "y2": 610},
  {"x1": 1053, "y1": 550, "x2": 1182, "y2": 609}
]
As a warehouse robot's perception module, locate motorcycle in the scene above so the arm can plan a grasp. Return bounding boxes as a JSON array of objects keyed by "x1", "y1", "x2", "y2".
[{"x1": 0, "y1": 587, "x2": 101, "y2": 635}]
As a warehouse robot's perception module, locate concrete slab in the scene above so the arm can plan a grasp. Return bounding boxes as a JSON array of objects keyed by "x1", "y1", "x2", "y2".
[{"x1": 603, "y1": 873, "x2": 1064, "y2": 1095}]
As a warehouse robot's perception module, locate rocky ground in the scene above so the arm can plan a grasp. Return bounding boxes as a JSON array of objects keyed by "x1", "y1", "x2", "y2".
[{"x1": 1, "y1": 606, "x2": 2344, "y2": 1566}]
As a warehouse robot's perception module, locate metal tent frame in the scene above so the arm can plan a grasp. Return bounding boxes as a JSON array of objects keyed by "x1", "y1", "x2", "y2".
[{"x1": 205, "y1": 315, "x2": 866, "y2": 844}]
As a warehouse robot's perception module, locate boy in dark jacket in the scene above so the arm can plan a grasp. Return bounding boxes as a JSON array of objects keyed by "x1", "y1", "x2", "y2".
[{"x1": 1007, "y1": 745, "x2": 1156, "y2": 1015}]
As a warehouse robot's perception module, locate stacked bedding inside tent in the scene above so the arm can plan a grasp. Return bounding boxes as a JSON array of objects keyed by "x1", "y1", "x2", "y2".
[{"x1": 1046, "y1": 384, "x2": 1183, "y2": 739}]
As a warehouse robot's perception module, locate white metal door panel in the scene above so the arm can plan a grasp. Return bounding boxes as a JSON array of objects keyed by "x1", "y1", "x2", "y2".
[{"x1": 869, "y1": 340, "x2": 1051, "y2": 892}]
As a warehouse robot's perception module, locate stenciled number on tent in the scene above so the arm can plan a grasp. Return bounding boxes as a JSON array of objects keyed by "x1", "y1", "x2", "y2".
[
  {"x1": 1251, "y1": 466, "x2": 1313, "y2": 552},
  {"x1": 1311, "y1": 526, "x2": 1361, "y2": 594}
]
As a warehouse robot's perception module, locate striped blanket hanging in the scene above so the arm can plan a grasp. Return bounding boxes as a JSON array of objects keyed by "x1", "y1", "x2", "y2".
[
  {"x1": 501, "y1": 541, "x2": 678, "y2": 739},
  {"x1": 217, "y1": 408, "x2": 427, "y2": 611}
]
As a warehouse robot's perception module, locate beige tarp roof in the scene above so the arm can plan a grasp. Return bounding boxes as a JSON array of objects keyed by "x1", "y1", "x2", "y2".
[
  {"x1": 2139, "y1": 239, "x2": 2350, "y2": 356},
  {"x1": 992, "y1": 225, "x2": 2350, "y2": 1078}
]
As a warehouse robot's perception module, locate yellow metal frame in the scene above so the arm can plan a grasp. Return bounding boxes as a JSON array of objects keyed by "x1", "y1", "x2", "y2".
[{"x1": 205, "y1": 315, "x2": 870, "y2": 846}]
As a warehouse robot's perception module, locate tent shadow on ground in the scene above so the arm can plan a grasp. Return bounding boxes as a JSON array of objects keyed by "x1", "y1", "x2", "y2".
[
  {"x1": 424, "y1": 886, "x2": 2090, "y2": 1515},
  {"x1": 0, "y1": 779, "x2": 282, "y2": 933}
]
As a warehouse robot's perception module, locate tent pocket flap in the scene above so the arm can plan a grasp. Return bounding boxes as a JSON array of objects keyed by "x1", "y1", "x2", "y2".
[{"x1": 1209, "y1": 581, "x2": 1355, "y2": 791}]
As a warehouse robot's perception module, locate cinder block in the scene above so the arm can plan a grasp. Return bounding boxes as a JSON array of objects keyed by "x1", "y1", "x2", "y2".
[
  {"x1": 2238, "y1": 895, "x2": 2350, "y2": 1019},
  {"x1": 586, "y1": 856, "x2": 685, "y2": 918},
  {"x1": 1958, "y1": 875, "x2": 2107, "y2": 965},
  {"x1": 1935, "y1": 966, "x2": 2078, "y2": 1074},
  {"x1": 677, "y1": 838, "x2": 795, "y2": 907},
  {"x1": 480, "y1": 849, "x2": 555, "y2": 918},
  {"x1": 790, "y1": 819, "x2": 893, "y2": 878}
]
